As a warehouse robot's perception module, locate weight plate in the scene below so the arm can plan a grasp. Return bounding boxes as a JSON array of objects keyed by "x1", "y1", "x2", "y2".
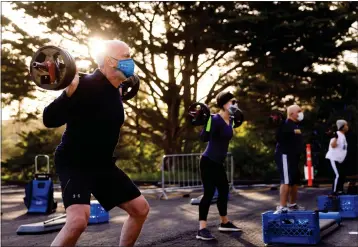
[{"x1": 30, "y1": 46, "x2": 76, "y2": 90}]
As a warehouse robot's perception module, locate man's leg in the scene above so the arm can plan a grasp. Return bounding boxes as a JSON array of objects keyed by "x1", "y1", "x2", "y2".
[
  {"x1": 118, "y1": 195, "x2": 150, "y2": 247},
  {"x1": 51, "y1": 172, "x2": 92, "y2": 247},
  {"x1": 92, "y1": 166, "x2": 148, "y2": 247},
  {"x1": 288, "y1": 185, "x2": 298, "y2": 204},
  {"x1": 279, "y1": 184, "x2": 290, "y2": 207},
  {"x1": 51, "y1": 205, "x2": 90, "y2": 247},
  {"x1": 287, "y1": 155, "x2": 305, "y2": 210},
  {"x1": 278, "y1": 153, "x2": 290, "y2": 208}
]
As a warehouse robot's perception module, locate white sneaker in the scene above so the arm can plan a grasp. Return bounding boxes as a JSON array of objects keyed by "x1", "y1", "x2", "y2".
[{"x1": 273, "y1": 206, "x2": 288, "y2": 214}]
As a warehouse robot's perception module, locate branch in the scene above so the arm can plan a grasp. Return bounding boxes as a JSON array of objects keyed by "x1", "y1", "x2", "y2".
[
  {"x1": 145, "y1": 82, "x2": 166, "y2": 119},
  {"x1": 126, "y1": 6, "x2": 151, "y2": 35},
  {"x1": 125, "y1": 101, "x2": 166, "y2": 130},
  {"x1": 136, "y1": 81, "x2": 166, "y2": 120},
  {"x1": 134, "y1": 59, "x2": 167, "y2": 93},
  {"x1": 206, "y1": 80, "x2": 238, "y2": 104},
  {"x1": 205, "y1": 62, "x2": 243, "y2": 103},
  {"x1": 123, "y1": 122, "x2": 164, "y2": 144},
  {"x1": 175, "y1": 57, "x2": 185, "y2": 79},
  {"x1": 148, "y1": 7, "x2": 161, "y2": 81},
  {"x1": 197, "y1": 49, "x2": 232, "y2": 81}
]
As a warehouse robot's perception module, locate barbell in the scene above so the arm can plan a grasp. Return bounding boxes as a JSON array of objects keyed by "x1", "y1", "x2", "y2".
[
  {"x1": 29, "y1": 45, "x2": 140, "y2": 101},
  {"x1": 187, "y1": 102, "x2": 244, "y2": 128}
]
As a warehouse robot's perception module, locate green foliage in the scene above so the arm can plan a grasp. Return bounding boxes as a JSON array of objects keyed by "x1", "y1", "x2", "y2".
[
  {"x1": 2, "y1": 128, "x2": 62, "y2": 181},
  {"x1": 1, "y1": 15, "x2": 49, "y2": 105},
  {"x1": 230, "y1": 123, "x2": 278, "y2": 180}
]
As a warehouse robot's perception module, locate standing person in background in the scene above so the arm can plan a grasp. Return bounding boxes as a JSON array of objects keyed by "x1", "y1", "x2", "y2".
[
  {"x1": 274, "y1": 105, "x2": 306, "y2": 214},
  {"x1": 325, "y1": 120, "x2": 349, "y2": 195}
]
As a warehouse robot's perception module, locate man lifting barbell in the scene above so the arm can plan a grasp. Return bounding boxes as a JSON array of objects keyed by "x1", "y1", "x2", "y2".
[
  {"x1": 39, "y1": 40, "x2": 149, "y2": 247},
  {"x1": 188, "y1": 91, "x2": 244, "y2": 241}
]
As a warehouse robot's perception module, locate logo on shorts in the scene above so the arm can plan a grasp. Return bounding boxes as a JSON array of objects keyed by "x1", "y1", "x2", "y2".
[{"x1": 73, "y1": 194, "x2": 81, "y2": 199}]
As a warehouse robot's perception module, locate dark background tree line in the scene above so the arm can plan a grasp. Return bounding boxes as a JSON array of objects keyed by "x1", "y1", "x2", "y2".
[{"x1": 2, "y1": 2, "x2": 357, "y2": 183}]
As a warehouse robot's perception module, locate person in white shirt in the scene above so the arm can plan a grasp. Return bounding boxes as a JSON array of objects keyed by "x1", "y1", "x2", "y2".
[{"x1": 325, "y1": 120, "x2": 349, "y2": 195}]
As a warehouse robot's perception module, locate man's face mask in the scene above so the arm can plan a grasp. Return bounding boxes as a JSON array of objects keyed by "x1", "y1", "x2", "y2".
[
  {"x1": 297, "y1": 112, "x2": 304, "y2": 121},
  {"x1": 110, "y1": 57, "x2": 135, "y2": 77}
]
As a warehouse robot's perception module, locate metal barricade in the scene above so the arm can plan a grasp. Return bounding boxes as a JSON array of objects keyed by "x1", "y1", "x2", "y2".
[{"x1": 159, "y1": 153, "x2": 235, "y2": 200}]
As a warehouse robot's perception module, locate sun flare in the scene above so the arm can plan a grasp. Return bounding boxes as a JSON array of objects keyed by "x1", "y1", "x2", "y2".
[{"x1": 88, "y1": 37, "x2": 106, "y2": 61}]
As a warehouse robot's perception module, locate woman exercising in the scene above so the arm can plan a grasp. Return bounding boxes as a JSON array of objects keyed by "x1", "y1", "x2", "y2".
[{"x1": 196, "y1": 91, "x2": 241, "y2": 241}]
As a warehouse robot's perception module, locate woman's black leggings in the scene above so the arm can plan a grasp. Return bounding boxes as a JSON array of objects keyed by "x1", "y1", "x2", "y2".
[{"x1": 199, "y1": 155, "x2": 229, "y2": 221}]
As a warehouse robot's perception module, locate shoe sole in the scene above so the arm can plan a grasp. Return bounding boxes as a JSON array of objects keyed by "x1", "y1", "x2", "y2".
[
  {"x1": 196, "y1": 235, "x2": 215, "y2": 241},
  {"x1": 218, "y1": 227, "x2": 242, "y2": 232}
]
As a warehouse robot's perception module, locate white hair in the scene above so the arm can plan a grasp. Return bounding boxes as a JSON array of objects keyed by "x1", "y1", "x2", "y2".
[
  {"x1": 93, "y1": 40, "x2": 127, "y2": 68},
  {"x1": 287, "y1": 104, "x2": 301, "y2": 116}
]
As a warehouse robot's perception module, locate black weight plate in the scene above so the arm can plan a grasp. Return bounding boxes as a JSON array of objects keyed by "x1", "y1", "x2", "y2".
[
  {"x1": 121, "y1": 79, "x2": 140, "y2": 101},
  {"x1": 232, "y1": 108, "x2": 244, "y2": 128},
  {"x1": 30, "y1": 46, "x2": 75, "y2": 90},
  {"x1": 188, "y1": 102, "x2": 211, "y2": 126},
  {"x1": 57, "y1": 49, "x2": 76, "y2": 90}
]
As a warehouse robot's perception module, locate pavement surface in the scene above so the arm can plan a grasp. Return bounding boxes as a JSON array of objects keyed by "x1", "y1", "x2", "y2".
[{"x1": 1, "y1": 185, "x2": 358, "y2": 246}]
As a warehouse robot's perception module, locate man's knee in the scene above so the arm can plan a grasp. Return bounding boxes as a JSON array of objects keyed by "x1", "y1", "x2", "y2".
[
  {"x1": 66, "y1": 216, "x2": 88, "y2": 234},
  {"x1": 122, "y1": 196, "x2": 150, "y2": 219},
  {"x1": 65, "y1": 204, "x2": 90, "y2": 234}
]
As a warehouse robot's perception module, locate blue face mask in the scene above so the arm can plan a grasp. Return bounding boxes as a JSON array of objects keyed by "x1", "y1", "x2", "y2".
[{"x1": 115, "y1": 58, "x2": 135, "y2": 78}]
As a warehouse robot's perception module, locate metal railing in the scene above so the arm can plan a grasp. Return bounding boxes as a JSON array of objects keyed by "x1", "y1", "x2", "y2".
[{"x1": 158, "y1": 153, "x2": 236, "y2": 199}]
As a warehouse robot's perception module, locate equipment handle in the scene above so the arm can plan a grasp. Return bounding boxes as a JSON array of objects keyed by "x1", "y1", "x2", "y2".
[{"x1": 35, "y1": 154, "x2": 50, "y2": 174}]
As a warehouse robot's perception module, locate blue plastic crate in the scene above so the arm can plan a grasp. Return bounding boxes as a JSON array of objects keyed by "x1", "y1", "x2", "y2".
[
  {"x1": 317, "y1": 195, "x2": 358, "y2": 218},
  {"x1": 317, "y1": 195, "x2": 338, "y2": 211},
  {"x1": 262, "y1": 211, "x2": 320, "y2": 245},
  {"x1": 339, "y1": 195, "x2": 358, "y2": 218},
  {"x1": 89, "y1": 200, "x2": 109, "y2": 224}
]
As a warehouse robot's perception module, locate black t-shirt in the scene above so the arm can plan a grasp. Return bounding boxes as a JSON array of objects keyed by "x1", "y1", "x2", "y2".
[
  {"x1": 43, "y1": 69, "x2": 125, "y2": 168},
  {"x1": 275, "y1": 119, "x2": 304, "y2": 155}
]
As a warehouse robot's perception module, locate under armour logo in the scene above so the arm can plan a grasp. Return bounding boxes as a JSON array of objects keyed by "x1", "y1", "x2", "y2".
[{"x1": 73, "y1": 194, "x2": 81, "y2": 199}]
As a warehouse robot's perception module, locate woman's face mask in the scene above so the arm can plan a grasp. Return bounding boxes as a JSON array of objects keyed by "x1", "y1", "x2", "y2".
[{"x1": 226, "y1": 99, "x2": 239, "y2": 116}]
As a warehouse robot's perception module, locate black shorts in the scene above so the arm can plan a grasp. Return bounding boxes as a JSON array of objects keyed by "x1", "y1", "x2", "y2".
[
  {"x1": 56, "y1": 158, "x2": 141, "y2": 212},
  {"x1": 275, "y1": 151, "x2": 301, "y2": 185}
]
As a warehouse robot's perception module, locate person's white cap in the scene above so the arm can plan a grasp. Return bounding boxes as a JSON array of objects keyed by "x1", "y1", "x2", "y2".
[{"x1": 336, "y1": 119, "x2": 347, "y2": 130}]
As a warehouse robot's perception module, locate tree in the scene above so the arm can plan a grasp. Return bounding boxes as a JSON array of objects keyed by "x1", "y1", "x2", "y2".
[
  {"x1": 12, "y1": 2, "x2": 249, "y2": 154},
  {"x1": 1, "y1": 15, "x2": 50, "y2": 121},
  {"x1": 227, "y1": 2, "x2": 357, "y2": 136},
  {"x1": 228, "y1": 2, "x2": 358, "y2": 175}
]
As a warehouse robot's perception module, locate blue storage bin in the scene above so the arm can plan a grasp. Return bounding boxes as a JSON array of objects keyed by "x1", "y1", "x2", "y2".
[
  {"x1": 89, "y1": 200, "x2": 109, "y2": 224},
  {"x1": 262, "y1": 211, "x2": 320, "y2": 245},
  {"x1": 317, "y1": 195, "x2": 358, "y2": 218},
  {"x1": 339, "y1": 195, "x2": 358, "y2": 218},
  {"x1": 317, "y1": 195, "x2": 338, "y2": 211}
]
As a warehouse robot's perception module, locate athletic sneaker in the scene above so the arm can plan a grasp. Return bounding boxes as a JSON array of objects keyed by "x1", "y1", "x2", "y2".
[
  {"x1": 218, "y1": 221, "x2": 242, "y2": 232},
  {"x1": 273, "y1": 205, "x2": 288, "y2": 214},
  {"x1": 196, "y1": 228, "x2": 215, "y2": 241},
  {"x1": 287, "y1": 204, "x2": 305, "y2": 211}
]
